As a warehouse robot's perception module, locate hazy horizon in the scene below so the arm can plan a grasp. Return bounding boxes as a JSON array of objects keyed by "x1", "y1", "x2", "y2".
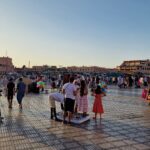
[{"x1": 0, "y1": 0, "x2": 150, "y2": 68}]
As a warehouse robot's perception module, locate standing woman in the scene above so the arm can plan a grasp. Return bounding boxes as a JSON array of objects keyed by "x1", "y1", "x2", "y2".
[
  {"x1": 73, "y1": 80, "x2": 80, "y2": 114},
  {"x1": 16, "y1": 78, "x2": 26, "y2": 109},
  {"x1": 78, "y1": 80, "x2": 88, "y2": 117}
]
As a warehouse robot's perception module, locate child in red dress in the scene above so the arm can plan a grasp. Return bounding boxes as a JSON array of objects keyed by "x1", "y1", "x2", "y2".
[{"x1": 92, "y1": 85, "x2": 104, "y2": 120}]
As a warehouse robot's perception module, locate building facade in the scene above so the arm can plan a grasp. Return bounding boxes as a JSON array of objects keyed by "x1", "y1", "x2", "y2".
[
  {"x1": 119, "y1": 59, "x2": 150, "y2": 75},
  {"x1": 67, "y1": 66, "x2": 113, "y2": 74},
  {"x1": 0, "y1": 57, "x2": 14, "y2": 74}
]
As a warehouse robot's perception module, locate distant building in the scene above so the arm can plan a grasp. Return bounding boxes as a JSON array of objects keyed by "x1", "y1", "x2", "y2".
[
  {"x1": 31, "y1": 65, "x2": 59, "y2": 73},
  {"x1": 67, "y1": 66, "x2": 113, "y2": 74},
  {"x1": 119, "y1": 59, "x2": 150, "y2": 75},
  {"x1": 15, "y1": 65, "x2": 59, "y2": 75},
  {"x1": 32, "y1": 65, "x2": 50, "y2": 72},
  {"x1": 0, "y1": 57, "x2": 14, "y2": 74}
]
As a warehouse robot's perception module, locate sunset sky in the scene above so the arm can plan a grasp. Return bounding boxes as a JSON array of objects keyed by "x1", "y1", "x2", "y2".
[{"x1": 0, "y1": 0, "x2": 150, "y2": 68}]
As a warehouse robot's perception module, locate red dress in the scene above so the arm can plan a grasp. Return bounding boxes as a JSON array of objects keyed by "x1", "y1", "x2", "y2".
[{"x1": 93, "y1": 94, "x2": 104, "y2": 113}]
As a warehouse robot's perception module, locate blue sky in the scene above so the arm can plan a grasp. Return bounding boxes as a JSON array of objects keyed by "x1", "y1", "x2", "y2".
[{"x1": 0, "y1": 0, "x2": 150, "y2": 68}]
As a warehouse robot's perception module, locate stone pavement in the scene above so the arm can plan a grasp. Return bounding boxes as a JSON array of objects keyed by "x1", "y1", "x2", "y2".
[{"x1": 0, "y1": 86, "x2": 150, "y2": 150}]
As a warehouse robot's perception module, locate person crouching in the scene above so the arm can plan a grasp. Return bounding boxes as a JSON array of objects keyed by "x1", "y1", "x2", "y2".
[{"x1": 49, "y1": 92, "x2": 64, "y2": 121}]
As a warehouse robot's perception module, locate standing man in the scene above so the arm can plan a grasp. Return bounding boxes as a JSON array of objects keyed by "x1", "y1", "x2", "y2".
[
  {"x1": 16, "y1": 78, "x2": 26, "y2": 109},
  {"x1": 7, "y1": 78, "x2": 15, "y2": 108},
  {"x1": 62, "y1": 76, "x2": 76, "y2": 124}
]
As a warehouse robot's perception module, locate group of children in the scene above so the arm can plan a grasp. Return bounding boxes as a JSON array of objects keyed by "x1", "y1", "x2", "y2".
[{"x1": 49, "y1": 78, "x2": 105, "y2": 123}]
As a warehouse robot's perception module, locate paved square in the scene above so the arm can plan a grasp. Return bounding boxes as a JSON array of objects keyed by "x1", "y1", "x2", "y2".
[{"x1": 0, "y1": 86, "x2": 150, "y2": 150}]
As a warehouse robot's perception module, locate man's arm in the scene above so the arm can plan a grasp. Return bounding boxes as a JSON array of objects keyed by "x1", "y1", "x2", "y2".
[{"x1": 62, "y1": 88, "x2": 65, "y2": 94}]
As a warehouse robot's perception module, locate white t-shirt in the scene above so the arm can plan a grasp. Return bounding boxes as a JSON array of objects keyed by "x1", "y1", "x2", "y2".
[
  {"x1": 62, "y1": 83, "x2": 76, "y2": 100},
  {"x1": 49, "y1": 92, "x2": 64, "y2": 103}
]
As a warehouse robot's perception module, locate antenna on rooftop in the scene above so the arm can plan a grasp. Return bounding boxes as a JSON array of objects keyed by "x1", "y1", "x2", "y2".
[{"x1": 5, "y1": 49, "x2": 8, "y2": 57}]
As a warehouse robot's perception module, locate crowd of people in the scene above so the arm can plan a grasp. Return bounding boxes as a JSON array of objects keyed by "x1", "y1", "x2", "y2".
[
  {"x1": 49, "y1": 74, "x2": 107, "y2": 124},
  {"x1": 117, "y1": 75, "x2": 150, "y2": 89},
  {"x1": 0, "y1": 73, "x2": 150, "y2": 125},
  {"x1": 49, "y1": 74, "x2": 150, "y2": 124}
]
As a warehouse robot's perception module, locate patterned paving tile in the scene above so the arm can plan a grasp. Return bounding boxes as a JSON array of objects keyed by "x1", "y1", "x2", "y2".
[{"x1": 0, "y1": 87, "x2": 150, "y2": 150}]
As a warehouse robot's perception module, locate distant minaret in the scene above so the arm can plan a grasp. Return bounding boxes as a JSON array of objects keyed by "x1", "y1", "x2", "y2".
[{"x1": 28, "y1": 60, "x2": 30, "y2": 68}]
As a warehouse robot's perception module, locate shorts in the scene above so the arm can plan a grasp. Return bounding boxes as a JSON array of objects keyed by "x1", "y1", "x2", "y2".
[
  {"x1": 64, "y1": 98, "x2": 75, "y2": 113},
  {"x1": 49, "y1": 96, "x2": 56, "y2": 108}
]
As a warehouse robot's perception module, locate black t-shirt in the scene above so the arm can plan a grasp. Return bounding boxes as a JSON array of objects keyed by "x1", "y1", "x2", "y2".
[{"x1": 7, "y1": 82, "x2": 15, "y2": 95}]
